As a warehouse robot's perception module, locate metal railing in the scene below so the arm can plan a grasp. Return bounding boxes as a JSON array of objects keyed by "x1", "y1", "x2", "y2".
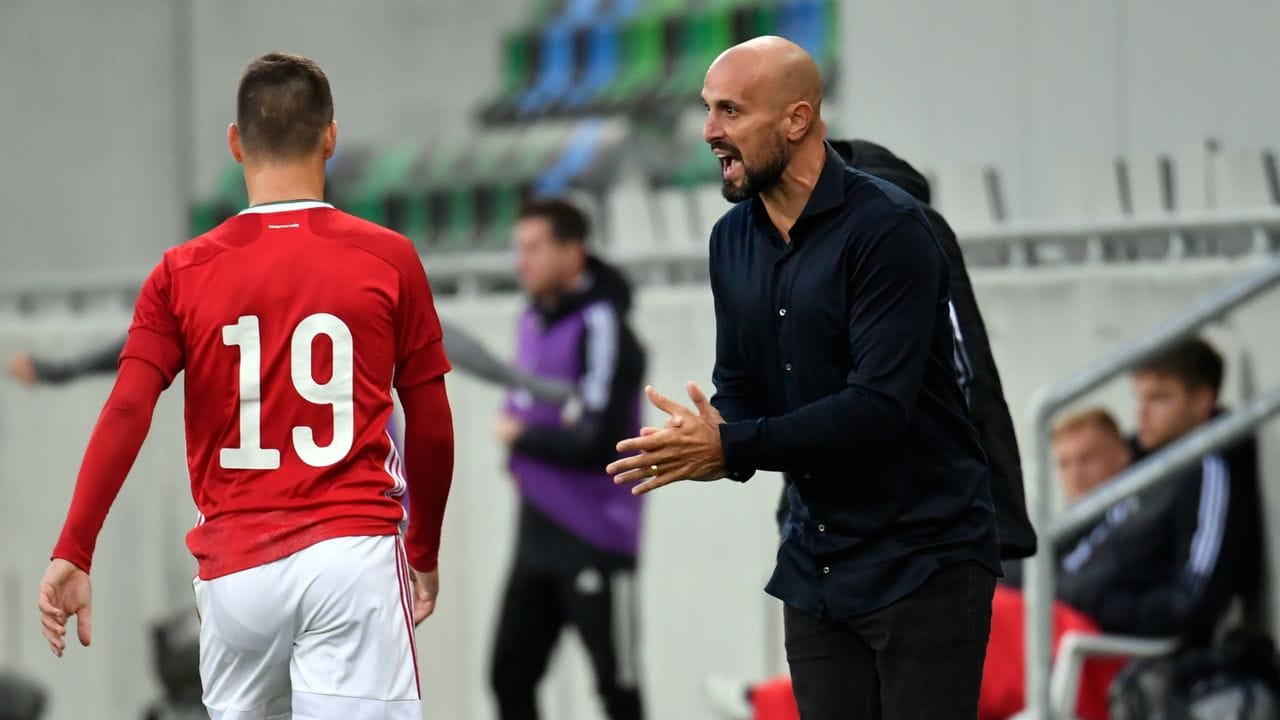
[
  {"x1": 1, "y1": 209, "x2": 1278, "y2": 306},
  {"x1": 1021, "y1": 254, "x2": 1280, "y2": 719}
]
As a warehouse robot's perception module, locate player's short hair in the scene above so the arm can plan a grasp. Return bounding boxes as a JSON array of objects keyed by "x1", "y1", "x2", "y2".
[
  {"x1": 1134, "y1": 337, "x2": 1225, "y2": 395},
  {"x1": 236, "y1": 52, "x2": 334, "y2": 160},
  {"x1": 517, "y1": 198, "x2": 590, "y2": 245},
  {"x1": 1053, "y1": 406, "x2": 1125, "y2": 442}
]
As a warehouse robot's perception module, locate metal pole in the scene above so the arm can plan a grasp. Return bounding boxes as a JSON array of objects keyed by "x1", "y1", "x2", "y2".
[{"x1": 1022, "y1": 396, "x2": 1055, "y2": 719}]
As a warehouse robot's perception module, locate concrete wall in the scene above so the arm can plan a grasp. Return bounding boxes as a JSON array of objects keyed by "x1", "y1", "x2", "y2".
[{"x1": 3, "y1": 257, "x2": 1280, "y2": 719}]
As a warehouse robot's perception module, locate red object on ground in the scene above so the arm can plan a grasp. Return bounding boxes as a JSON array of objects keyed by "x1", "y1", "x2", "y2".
[
  {"x1": 751, "y1": 675, "x2": 801, "y2": 720},
  {"x1": 980, "y1": 584, "x2": 1127, "y2": 720}
]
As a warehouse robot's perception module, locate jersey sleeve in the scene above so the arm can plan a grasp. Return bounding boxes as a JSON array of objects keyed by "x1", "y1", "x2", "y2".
[
  {"x1": 393, "y1": 252, "x2": 451, "y2": 389},
  {"x1": 119, "y1": 259, "x2": 184, "y2": 386}
]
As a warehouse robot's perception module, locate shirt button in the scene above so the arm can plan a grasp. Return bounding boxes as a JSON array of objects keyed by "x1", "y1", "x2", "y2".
[
  {"x1": 785, "y1": 363, "x2": 792, "y2": 371},
  {"x1": 778, "y1": 308, "x2": 787, "y2": 317},
  {"x1": 804, "y1": 472, "x2": 812, "y2": 479},
  {"x1": 818, "y1": 524, "x2": 826, "y2": 532},
  {"x1": 822, "y1": 566, "x2": 831, "y2": 575}
]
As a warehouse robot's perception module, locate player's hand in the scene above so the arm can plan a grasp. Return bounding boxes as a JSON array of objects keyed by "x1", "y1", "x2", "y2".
[
  {"x1": 410, "y1": 568, "x2": 438, "y2": 625},
  {"x1": 493, "y1": 413, "x2": 523, "y2": 447},
  {"x1": 37, "y1": 559, "x2": 93, "y2": 657},
  {"x1": 7, "y1": 352, "x2": 38, "y2": 386},
  {"x1": 607, "y1": 384, "x2": 727, "y2": 494}
]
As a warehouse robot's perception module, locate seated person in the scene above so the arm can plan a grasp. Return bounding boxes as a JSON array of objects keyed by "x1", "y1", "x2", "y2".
[
  {"x1": 1054, "y1": 406, "x2": 1133, "y2": 502},
  {"x1": 1003, "y1": 407, "x2": 1134, "y2": 587},
  {"x1": 1057, "y1": 337, "x2": 1261, "y2": 642}
]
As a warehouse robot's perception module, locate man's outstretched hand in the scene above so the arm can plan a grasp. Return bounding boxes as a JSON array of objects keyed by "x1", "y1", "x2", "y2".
[
  {"x1": 607, "y1": 382, "x2": 728, "y2": 495},
  {"x1": 38, "y1": 559, "x2": 93, "y2": 657}
]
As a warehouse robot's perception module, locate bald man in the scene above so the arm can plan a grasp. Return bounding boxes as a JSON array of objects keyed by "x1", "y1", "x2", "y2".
[{"x1": 608, "y1": 38, "x2": 1001, "y2": 719}]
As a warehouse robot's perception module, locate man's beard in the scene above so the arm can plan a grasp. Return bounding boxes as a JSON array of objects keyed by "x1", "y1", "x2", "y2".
[{"x1": 721, "y1": 133, "x2": 789, "y2": 203}]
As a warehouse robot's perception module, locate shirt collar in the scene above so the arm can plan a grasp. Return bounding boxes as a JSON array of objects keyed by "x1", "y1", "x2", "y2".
[
  {"x1": 798, "y1": 142, "x2": 849, "y2": 220},
  {"x1": 238, "y1": 200, "x2": 334, "y2": 215},
  {"x1": 749, "y1": 142, "x2": 848, "y2": 233}
]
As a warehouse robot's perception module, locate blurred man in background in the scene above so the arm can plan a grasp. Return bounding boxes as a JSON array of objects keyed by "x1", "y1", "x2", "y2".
[
  {"x1": 491, "y1": 198, "x2": 646, "y2": 720},
  {"x1": 37, "y1": 52, "x2": 455, "y2": 719},
  {"x1": 7, "y1": 341, "x2": 123, "y2": 386},
  {"x1": 1052, "y1": 407, "x2": 1133, "y2": 503},
  {"x1": 1058, "y1": 337, "x2": 1262, "y2": 641},
  {"x1": 832, "y1": 138, "x2": 1035, "y2": 562}
]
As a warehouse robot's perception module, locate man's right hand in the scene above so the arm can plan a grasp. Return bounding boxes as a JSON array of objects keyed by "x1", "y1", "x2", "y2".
[
  {"x1": 409, "y1": 567, "x2": 439, "y2": 626},
  {"x1": 37, "y1": 559, "x2": 93, "y2": 657}
]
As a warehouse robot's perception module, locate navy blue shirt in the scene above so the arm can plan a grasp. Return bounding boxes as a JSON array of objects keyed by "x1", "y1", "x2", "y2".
[{"x1": 709, "y1": 144, "x2": 1001, "y2": 620}]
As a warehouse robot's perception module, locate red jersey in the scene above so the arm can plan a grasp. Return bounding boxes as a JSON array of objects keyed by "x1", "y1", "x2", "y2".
[{"x1": 120, "y1": 200, "x2": 450, "y2": 579}]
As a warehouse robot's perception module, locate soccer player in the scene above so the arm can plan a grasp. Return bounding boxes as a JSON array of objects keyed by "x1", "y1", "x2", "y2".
[{"x1": 37, "y1": 53, "x2": 454, "y2": 720}]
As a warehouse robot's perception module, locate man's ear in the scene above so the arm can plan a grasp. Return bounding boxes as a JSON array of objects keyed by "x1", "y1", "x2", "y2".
[
  {"x1": 784, "y1": 101, "x2": 816, "y2": 142},
  {"x1": 1191, "y1": 386, "x2": 1218, "y2": 423},
  {"x1": 321, "y1": 121, "x2": 337, "y2": 160},
  {"x1": 228, "y1": 123, "x2": 244, "y2": 164}
]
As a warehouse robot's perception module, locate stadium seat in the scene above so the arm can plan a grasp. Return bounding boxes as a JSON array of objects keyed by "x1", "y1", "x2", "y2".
[
  {"x1": 516, "y1": 0, "x2": 606, "y2": 117},
  {"x1": 534, "y1": 119, "x2": 610, "y2": 196},
  {"x1": 589, "y1": 1, "x2": 673, "y2": 112},
  {"x1": 729, "y1": 0, "x2": 779, "y2": 44},
  {"x1": 1044, "y1": 156, "x2": 1126, "y2": 221},
  {"x1": 479, "y1": 0, "x2": 562, "y2": 123},
  {"x1": 1122, "y1": 154, "x2": 1174, "y2": 216},
  {"x1": 932, "y1": 162, "x2": 1001, "y2": 233},
  {"x1": 603, "y1": 177, "x2": 661, "y2": 258},
  {"x1": 776, "y1": 0, "x2": 823, "y2": 59},
  {"x1": 652, "y1": 185, "x2": 701, "y2": 249},
  {"x1": 559, "y1": 0, "x2": 644, "y2": 111},
  {"x1": 342, "y1": 143, "x2": 424, "y2": 233},
  {"x1": 189, "y1": 162, "x2": 248, "y2": 236},
  {"x1": 691, "y1": 182, "x2": 732, "y2": 237},
  {"x1": 654, "y1": 5, "x2": 735, "y2": 103},
  {"x1": 1215, "y1": 148, "x2": 1278, "y2": 210},
  {"x1": 1168, "y1": 143, "x2": 1212, "y2": 213}
]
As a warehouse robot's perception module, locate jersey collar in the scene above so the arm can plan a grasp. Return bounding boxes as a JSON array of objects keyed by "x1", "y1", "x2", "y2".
[{"x1": 238, "y1": 200, "x2": 334, "y2": 215}]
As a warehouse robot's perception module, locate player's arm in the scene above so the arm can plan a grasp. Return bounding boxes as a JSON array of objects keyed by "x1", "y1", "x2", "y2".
[
  {"x1": 392, "y1": 247, "x2": 455, "y2": 622},
  {"x1": 39, "y1": 258, "x2": 183, "y2": 656},
  {"x1": 40, "y1": 358, "x2": 168, "y2": 656},
  {"x1": 399, "y1": 378, "x2": 454, "y2": 574}
]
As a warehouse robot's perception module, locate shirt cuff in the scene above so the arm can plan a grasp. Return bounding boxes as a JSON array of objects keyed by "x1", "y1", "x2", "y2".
[
  {"x1": 120, "y1": 328, "x2": 183, "y2": 386},
  {"x1": 719, "y1": 420, "x2": 760, "y2": 482},
  {"x1": 395, "y1": 338, "x2": 452, "y2": 389}
]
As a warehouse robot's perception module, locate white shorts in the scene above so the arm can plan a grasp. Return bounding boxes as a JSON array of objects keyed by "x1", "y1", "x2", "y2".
[{"x1": 192, "y1": 534, "x2": 421, "y2": 720}]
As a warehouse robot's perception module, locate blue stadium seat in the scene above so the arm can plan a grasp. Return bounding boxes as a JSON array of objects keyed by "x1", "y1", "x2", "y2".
[
  {"x1": 533, "y1": 119, "x2": 607, "y2": 195},
  {"x1": 559, "y1": 0, "x2": 644, "y2": 110},
  {"x1": 516, "y1": 0, "x2": 606, "y2": 116}
]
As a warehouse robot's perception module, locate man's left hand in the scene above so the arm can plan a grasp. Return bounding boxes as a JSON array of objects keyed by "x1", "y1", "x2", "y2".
[
  {"x1": 607, "y1": 383, "x2": 727, "y2": 495},
  {"x1": 493, "y1": 413, "x2": 523, "y2": 447}
]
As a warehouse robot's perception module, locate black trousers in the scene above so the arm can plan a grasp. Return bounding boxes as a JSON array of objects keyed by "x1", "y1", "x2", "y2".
[
  {"x1": 490, "y1": 507, "x2": 643, "y2": 720},
  {"x1": 784, "y1": 561, "x2": 996, "y2": 720}
]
